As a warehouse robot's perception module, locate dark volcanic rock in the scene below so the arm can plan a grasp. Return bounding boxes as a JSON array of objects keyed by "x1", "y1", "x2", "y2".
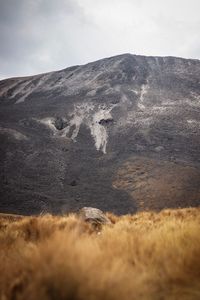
[
  {"x1": 0, "y1": 54, "x2": 200, "y2": 215},
  {"x1": 99, "y1": 118, "x2": 114, "y2": 126},
  {"x1": 54, "y1": 117, "x2": 68, "y2": 131}
]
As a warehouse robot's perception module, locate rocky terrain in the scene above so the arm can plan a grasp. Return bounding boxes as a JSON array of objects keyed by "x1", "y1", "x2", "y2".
[{"x1": 0, "y1": 54, "x2": 200, "y2": 215}]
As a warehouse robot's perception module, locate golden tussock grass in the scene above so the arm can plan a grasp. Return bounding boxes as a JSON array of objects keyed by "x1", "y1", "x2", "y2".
[{"x1": 0, "y1": 207, "x2": 200, "y2": 300}]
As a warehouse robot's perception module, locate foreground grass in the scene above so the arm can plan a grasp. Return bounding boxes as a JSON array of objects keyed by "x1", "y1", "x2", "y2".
[{"x1": 0, "y1": 208, "x2": 200, "y2": 300}]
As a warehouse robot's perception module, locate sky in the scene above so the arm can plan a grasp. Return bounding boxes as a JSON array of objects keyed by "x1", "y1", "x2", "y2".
[{"x1": 0, "y1": 0, "x2": 200, "y2": 79}]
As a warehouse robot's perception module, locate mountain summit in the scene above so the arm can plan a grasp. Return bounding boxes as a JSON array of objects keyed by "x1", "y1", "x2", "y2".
[{"x1": 0, "y1": 54, "x2": 200, "y2": 214}]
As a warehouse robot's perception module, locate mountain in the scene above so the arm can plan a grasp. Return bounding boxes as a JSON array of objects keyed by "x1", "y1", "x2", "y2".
[{"x1": 0, "y1": 54, "x2": 200, "y2": 215}]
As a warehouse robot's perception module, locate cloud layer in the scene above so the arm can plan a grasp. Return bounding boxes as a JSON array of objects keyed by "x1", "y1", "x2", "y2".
[{"x1": 0, "y1": 0, "x2": 199, "y2": 79}]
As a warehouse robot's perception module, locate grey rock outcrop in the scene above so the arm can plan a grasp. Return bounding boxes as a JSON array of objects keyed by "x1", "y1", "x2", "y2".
[{"x1": 79, "y1": 207, "x2": 111, "y2": 225}]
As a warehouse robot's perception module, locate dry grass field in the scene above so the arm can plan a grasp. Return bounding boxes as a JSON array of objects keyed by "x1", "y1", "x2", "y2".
[{"x1": 0, "y1": 207, "x2": 200, "y2": 300}]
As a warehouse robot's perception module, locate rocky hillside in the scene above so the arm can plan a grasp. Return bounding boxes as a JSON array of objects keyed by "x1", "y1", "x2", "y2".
[{"x1": 0, "y1": 54, "x2": 200, "y2": 214}]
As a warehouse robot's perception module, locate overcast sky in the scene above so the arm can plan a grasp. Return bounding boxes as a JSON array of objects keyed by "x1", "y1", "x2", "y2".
[{"x1": 0, "y1": 0, "x2": 199, "y2": 79}]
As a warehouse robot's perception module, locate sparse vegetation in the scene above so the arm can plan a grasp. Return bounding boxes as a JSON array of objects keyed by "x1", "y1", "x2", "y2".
[{"x1": 0, "y1": 207, "x2": 200, "y2": 299}]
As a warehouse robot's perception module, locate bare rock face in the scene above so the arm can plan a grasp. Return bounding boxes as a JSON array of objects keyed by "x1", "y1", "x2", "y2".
[{"x1": 79, "y1": 207, "x2": 111, "y2": 226}]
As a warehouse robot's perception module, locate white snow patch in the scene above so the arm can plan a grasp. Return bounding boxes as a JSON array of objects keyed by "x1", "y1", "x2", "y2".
[
  {"x1": 69, "y1": 113, "x2": 84, "y2": 141},
  {"x1": 37, "y1": 102, "x2": 116, "y2": 154},
  {"x1": 68, "y1": 103, "x2": 115, "y2": 153},
  {"x1": 89, "y1": 108, "x2": 113, "y2": 154},
  {"x1": 39, "y1": 117, "x2": 57, "y2": 134},
  {"x1": 138, "y1": 83, "x2": 149, "y2": 110},
  {"x1": 38, "y1": 117, "x2": 70, "y2": 138},
  {"x1": 69, "y1": 103, "x2": 94, "y2": 141}
]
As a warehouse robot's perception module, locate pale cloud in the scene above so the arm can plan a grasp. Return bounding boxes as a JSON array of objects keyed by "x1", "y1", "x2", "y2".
[{"x1": 0, "y1": 0, "x2": 199, "y2": 79}]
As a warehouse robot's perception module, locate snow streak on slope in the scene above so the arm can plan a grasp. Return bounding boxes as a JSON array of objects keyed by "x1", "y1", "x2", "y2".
[
  {"x1": 138, "y1": 82, "x2": 149, "y2": 110},
  {"x1": 89, "y1": 108, "x2": 113, "y2": 154}
]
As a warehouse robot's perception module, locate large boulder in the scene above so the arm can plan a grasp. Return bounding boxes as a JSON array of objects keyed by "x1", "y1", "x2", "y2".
[{"x1": 79, "y1": 207, "x2": 111, "y2": 226}]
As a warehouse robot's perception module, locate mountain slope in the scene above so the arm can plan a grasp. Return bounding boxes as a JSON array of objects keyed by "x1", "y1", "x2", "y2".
[{"x1": 0, "y1": 54, "x2": 200, "y2": 214}]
